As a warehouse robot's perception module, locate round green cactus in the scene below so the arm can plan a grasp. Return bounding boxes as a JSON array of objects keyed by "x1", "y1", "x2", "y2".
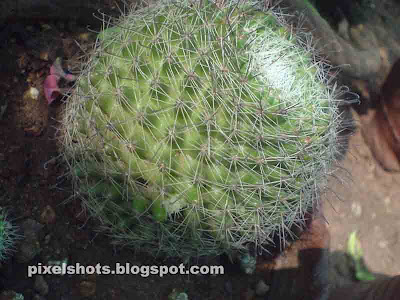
[
  {"x1": 0, "y1": 208, "x2": 20, "y2": 261},
  {"x1": 61, "y1": 0, "x2": 342, "y2": 258}
]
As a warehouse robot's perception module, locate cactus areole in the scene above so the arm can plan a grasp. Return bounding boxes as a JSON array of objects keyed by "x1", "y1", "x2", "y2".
[{"x1": 62, "y1": 0, "x2": 342, "y2": 258}]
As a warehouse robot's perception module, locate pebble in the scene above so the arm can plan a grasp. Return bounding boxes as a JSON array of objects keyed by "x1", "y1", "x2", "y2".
[
  {"x1": 79, "y1": 281, "x2": 96, "y2": 297},
  {"x1": 44, "y1": 234, "x2": 51, "y2": 245},
  {"x1": 351, "y1": 202, "x2": 362, "y2": 217},
  {"x1": 16, "y1": 219, "x2": 43, "y2": 263},
  {"x1": 23, "y1": 87, "x2": 39, "y2": 102},
  {"x1": 255, "y1": 280, "x2": 270, "y2": 296},
  {"x1": 34, "y1": 275, "x2": 49, "y2": 296},
  {"x1": 18, "y1": 86, "x2": 47, "y2": 136},
  {"x1": 39, "y1": 51, "x2": 49, "y2": 61},
  {"x1": 40, "y1": 205, "x2": 56, "y2": 225},
  {"x1": 379, "y1": 240, "x2": 388, "y2": 249},
  {"x1": 16, "y1": 238, "x2": 41, "y2": 263}
]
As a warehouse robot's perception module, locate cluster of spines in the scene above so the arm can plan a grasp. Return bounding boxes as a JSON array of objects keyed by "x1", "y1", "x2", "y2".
[{"x1": 0, "y1": 209, "x2": 20, "y2": 261}]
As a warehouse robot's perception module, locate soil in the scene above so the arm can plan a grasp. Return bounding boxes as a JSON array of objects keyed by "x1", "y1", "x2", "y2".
[
  {"x1": 0, "y1": 1, "x2": 399, "y2": 300},
  {"x1": 323, "y1": 109, "x2": 400, "y2": 277}
]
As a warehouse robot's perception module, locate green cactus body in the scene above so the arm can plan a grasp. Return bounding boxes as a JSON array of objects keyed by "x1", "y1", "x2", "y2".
[{"x1": 62, "y1": 0, "x2": 341, "y2": 257}]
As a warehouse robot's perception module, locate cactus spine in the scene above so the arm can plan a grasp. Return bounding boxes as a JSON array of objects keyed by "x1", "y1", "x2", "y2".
[
  {"x1": 0, "y1": 208, "x2": 20, "y2": 261},
  {"x1": 61, "y1": 0, "x2": 342, "y2": 258}
]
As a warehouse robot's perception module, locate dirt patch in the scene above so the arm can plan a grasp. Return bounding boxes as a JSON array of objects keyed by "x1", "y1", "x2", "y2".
[{"x1": 323, "y1": 109, "x2": 400, "y2": 277}]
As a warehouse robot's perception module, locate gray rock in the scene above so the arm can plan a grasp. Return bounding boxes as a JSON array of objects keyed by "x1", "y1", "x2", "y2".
[
  {"x1": 34, "y1": 275, "x2": 49, "y2": 296},
  {"x1": 16, "y1": 219, "x2": 43, "y2": 263},
  {"x1": 255, "y1": 280, "x2": 270, "y2": 296}
]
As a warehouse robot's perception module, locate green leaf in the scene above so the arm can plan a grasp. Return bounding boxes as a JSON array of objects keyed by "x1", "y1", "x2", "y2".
[
  {"x1": 347, "y1": 231, "x2": 376, "y2": 282},
  {"x1": 347, "y1": 231, "x2": 363, "y2": 261}
]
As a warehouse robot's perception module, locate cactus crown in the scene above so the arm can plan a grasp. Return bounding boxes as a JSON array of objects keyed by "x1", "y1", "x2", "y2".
[{"x1": 61, "y1": 0, "x2": 343, "y2": 258}]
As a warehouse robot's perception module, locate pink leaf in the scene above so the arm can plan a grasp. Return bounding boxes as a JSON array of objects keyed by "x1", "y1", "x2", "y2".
[
  {"x1": 44, "y1": 74, "x2": 61, "y2": 104},
  {"x1": 64, "y1": 73, "x2": 77, "y2": 81},
  {"x1": 49, "y1": 64, "x2": 58, "y2": 76}
]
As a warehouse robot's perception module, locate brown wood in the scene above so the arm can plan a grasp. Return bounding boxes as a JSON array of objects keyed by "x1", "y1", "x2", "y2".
[{"x1": 360, "y1": 58, "x2": 400, "y2": 171}]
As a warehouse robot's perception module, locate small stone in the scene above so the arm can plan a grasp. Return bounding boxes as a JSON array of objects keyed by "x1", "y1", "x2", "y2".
[
  {"x1": 79, "y1": 281, "x2": 96, "y2": 297},
  {"x1": 40, "y1": 205, "x2": 56, "y2": 225},
  {"x1": 351, "y1": 202, "x2": 362, "y2": 217},
  {"x1": 16, "y1": 239, "x2": 41, "y2": 263},
  {"x1": 379, "y1": 240, "x2": 388, "y2": 249},
  {"x1": 16, "y1": 219, "x2": 44, "y2": 263},
  {"x1": 23, "y1": 87, "x2": 39, "y2": 102},
  {"x1": 18, "y1": 85, "x2": 47, "y2": 136},
  {"x1": 34, "y1": 275, "x2": 49, "y2": 295},
  {"x1": 384, "y1": 197, "x2": 392, "y2": 213},
  {"x1": 40, "y1": 24, "x2": 52, "y2": 31},
  {"x1": 255, "y1": 280, "x2": 270, "y2": 296},
  {"x1": 44, "y1": 234, "x2": 51, "y2": 245},
  {"x1": 39, "y1": 51, "x2": 49, "y2": 61}
]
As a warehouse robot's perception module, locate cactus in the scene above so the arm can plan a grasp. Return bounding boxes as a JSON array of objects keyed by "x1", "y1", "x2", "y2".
[
  {"x1": 0, "y1": 208, "x2": 20, "y2": 261},
  {"x1": 61, "y1": 0, "x2": 343, "y2": 258}
]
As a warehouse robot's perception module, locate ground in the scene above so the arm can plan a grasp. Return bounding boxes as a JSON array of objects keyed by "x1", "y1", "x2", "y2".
[
  {"x1": 0, "y1": 2, "x2": 399, "y2": 300},
  {"x1": 323, "y1": 109, "x2": 400, "y2": 277}
]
